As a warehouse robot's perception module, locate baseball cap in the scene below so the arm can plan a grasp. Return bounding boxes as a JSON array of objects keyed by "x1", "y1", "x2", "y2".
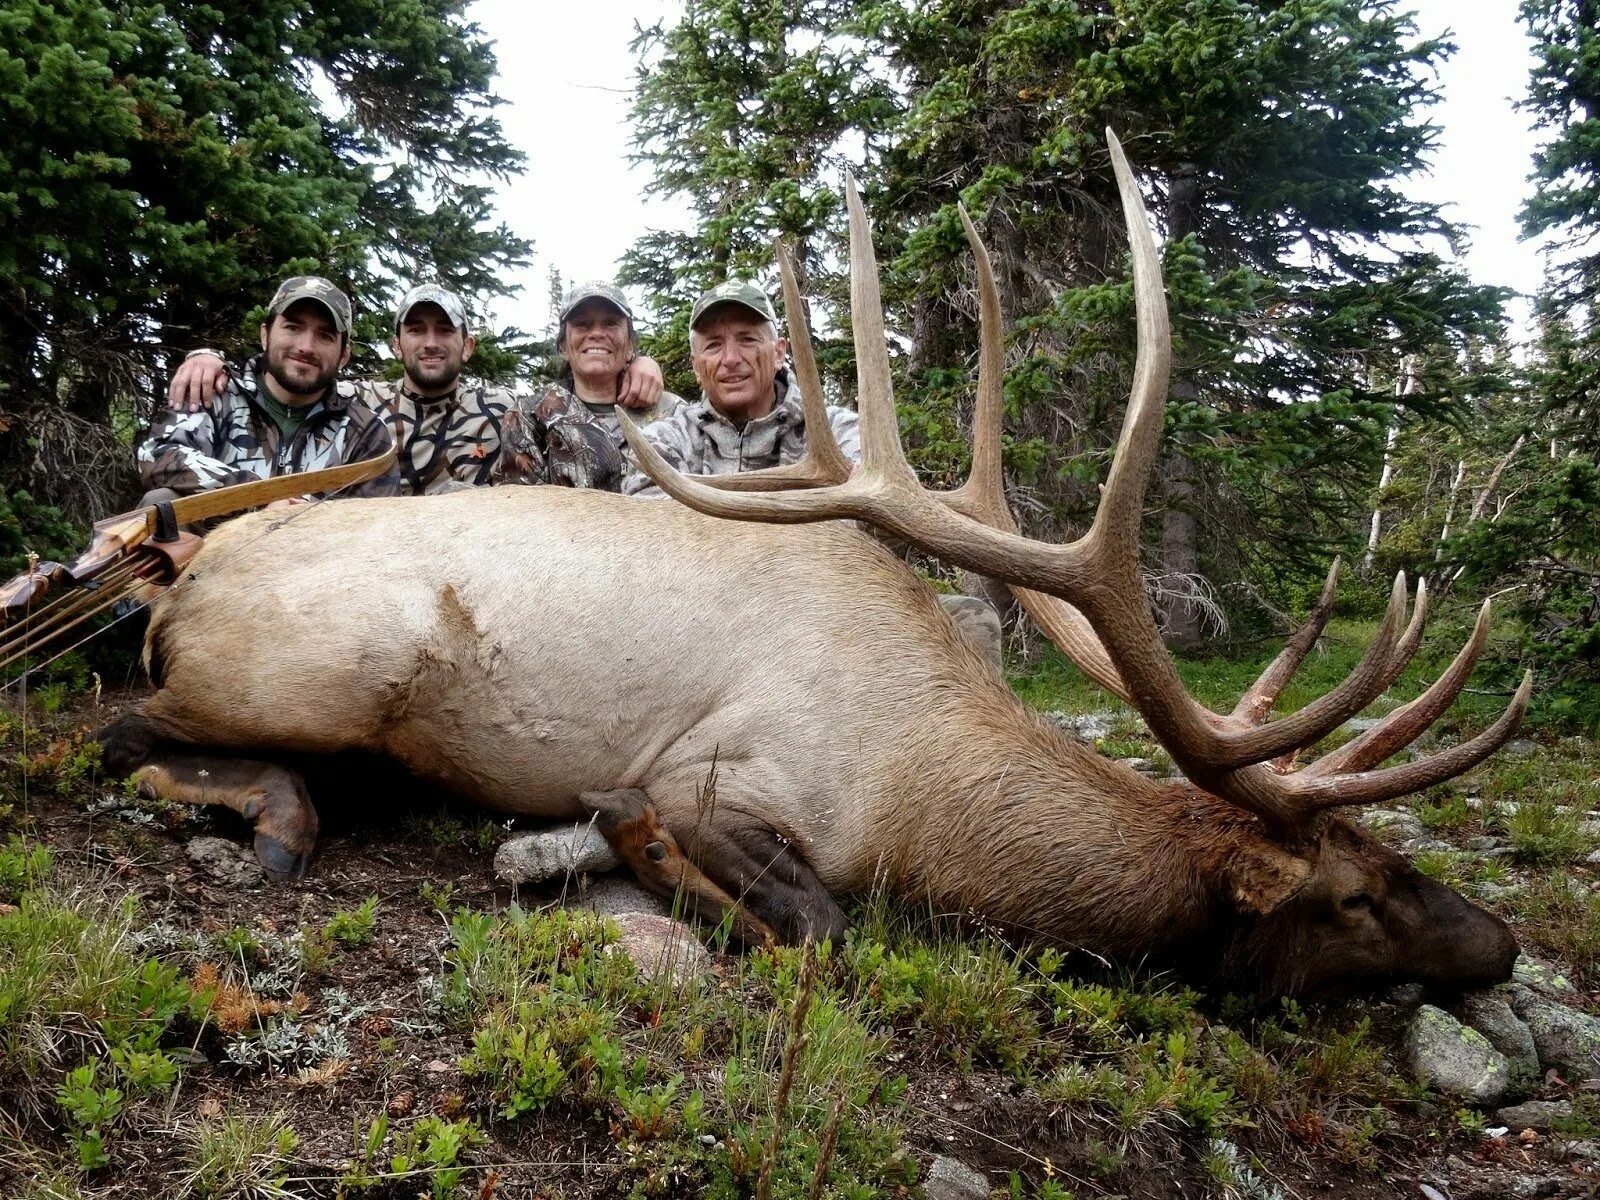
[
  {"x1": 558, "y1": 281, "x2": 633, "y2": 323},
  {"x1": 690, "y1": 280, "x2": 778, "y2": 329},
  {"x1": 394, "y1": 283, "x2": 470, "y2": 336},
  {"x1": 267, "y1": 276, "x2": 352, "y2": 334}
]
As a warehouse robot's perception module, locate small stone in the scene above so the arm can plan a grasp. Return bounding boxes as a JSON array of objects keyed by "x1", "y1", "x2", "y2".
[
  {"x1": 604, "y1": 913, "x2": 712, "y2": 988},
  {"x1": 1514, "y1": 995, "x2": 1600, "y2": 1082},
  {"x1": 1387, "y1": 983, "x2": 1426, "y2": 1008},
  {"x1": 1504, "y1": 739, "x2": 1538, "y2": 759},
  {"x1": 1461, "y1": 992, "x2": 1540, "y2": 1097},
  {"x1": 493, "y1": 822, "x2": 620, "y2": 884},
  {"x1": 1419, "y1": 1185, "x2": 1447, "y2": 1200},
  {"x1": 1510, "y1": 1176, "x2": 1561, "y2": 1199},
  {"x1": 1465, "y1": 836, "x2": 1504, "y2": 853},
  {"x1": 1404, "y1": 1005, "x2": 1511, "y2": 1105},
  {"x1": 1584, "y1": 849, "x2": 1600, "y2": 867},
  {"x1": 1403, "y1": 837, "x2": 1456, "y2": 855},
  {"x1": 1476, "y1": 881, "x2": 1524, "y2": 903},
  {"x1": 574, "y1": 877, "x2": 673, "y2": 921},
  {"x1": 1512, "y1": 956, "x2": 1579, "y2": 997},
  {"x1": 1494, "y1": 1100, "x2": 1573, "y2": 1132},
  {"x1": 1361, "y1": 809, "x2": 1427, "y2": 840},
  {"x1": 425, "y1": 1059, "x2": 451, "y2": 1074},
  {"x1": 923, "y1": 1155, "x2": 989, "y2": 1200},
  {"x1": 185, "y1": 837, "x2": 263, "y2": 887}
]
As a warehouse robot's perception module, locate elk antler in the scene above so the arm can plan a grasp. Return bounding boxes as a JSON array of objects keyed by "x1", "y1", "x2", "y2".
[{"x1": 620, "y1": 130, "x2": 1532, "y2": 834}]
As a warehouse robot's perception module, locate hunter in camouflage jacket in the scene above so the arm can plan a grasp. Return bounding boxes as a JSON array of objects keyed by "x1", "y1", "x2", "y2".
[
  {"x1": 361, "y1": 376, "x2": 511, "y2": 494},
  {"x1": 139, "y1": 355, "x2": 399, "y2": 498},
  {"x1": 621, "y1": 368, "x2": 860, "y2": 498}
]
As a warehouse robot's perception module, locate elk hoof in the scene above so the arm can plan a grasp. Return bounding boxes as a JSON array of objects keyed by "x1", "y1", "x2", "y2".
[{"x1": 253, "y1": 834, "x2": 310, "y2": 880}]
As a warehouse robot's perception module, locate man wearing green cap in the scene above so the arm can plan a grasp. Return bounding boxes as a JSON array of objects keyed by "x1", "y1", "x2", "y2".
[
  {"x1": 139, "y1": 275, "x2": 399, "y2": 499},
  {"x1": 165, "y1": 282, "x2": 666, "y2": 494},
  {"x1": 620, "y1": 280, "x2": 860, "y2": 498}
]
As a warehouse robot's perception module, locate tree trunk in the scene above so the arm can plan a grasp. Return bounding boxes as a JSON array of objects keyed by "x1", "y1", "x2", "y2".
[{"x1": 1158, "y1": 163, "x2": 1204, "y2": 649}]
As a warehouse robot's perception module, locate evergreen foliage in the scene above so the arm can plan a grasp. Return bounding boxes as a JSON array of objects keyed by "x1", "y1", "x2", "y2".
[
  {"x1": 624, "y1": 0, "x2": 1509, "y2": 630},
  {"x1": 0, "y1": 0, "x2": 530, "y2": 517}
]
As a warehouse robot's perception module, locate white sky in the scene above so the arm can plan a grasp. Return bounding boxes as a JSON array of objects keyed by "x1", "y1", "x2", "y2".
[{"x1": 468, "y1": 0, "x2": 1546, "y2": 341}]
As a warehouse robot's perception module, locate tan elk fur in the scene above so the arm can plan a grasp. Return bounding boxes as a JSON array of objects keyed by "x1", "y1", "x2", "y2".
[{"x1": 135, "y1": 486, "x2": 1309, "y2": 956}]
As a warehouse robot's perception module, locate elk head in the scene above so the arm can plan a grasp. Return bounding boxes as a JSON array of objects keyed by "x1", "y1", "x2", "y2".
[{"x1": 621, "y1": 131, "x2": 1530, "y2": 996}]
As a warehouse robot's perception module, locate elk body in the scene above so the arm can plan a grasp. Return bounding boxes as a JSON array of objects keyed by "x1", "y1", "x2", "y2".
[{"x1": 87, "y1": 133, "x2": 1526, "y2": 998}]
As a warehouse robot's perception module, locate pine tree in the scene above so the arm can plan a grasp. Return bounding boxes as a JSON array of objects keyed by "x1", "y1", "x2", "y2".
[{"x1": 0, "y1": 0, "x2": 530, "y2": 516}]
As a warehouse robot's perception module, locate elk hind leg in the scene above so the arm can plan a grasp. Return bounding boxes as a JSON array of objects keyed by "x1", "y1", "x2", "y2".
[
  {"x1": 579, "y1": 788, "x2": 845, "y2": 947},
  {"x1": 134, "y1": 755, "x2": 318, "y2": 879}
]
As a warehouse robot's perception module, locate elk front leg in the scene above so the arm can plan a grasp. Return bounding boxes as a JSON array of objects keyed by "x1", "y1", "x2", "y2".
[
  {"x1": 578, "y1": 788, "x2": 846, "y2": 946},
  {"x1": 98, "y1": 713, "x2": 318, "y2": 878},
  {"x1": 130, "y1": 755, "x2": 318, "y2": 878}
]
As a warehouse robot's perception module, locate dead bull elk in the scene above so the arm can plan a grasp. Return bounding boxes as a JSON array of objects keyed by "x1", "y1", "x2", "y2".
[{"x1": 54, "y1": 131, "x2": 1526, "y2": 997}]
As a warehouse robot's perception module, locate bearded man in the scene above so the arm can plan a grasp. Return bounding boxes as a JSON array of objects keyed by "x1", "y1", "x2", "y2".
[{"x1": 138, "y1": 276, "x2": 400, "y2": 500}]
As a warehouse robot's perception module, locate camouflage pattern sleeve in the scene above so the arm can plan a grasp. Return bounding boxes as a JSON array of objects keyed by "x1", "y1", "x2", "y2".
[
  {"x1": 826, "y1": 405, "x2": 862, "y2": 464},
  {"x1": 620, "y1": 406, "x2": 700, "y2": 499},
  {"x1": 342, "y1": 402, "x2": 401, "y2": 498},
  {"x1": 137, "y1": 405, "x2": 260, "y2": 496}
]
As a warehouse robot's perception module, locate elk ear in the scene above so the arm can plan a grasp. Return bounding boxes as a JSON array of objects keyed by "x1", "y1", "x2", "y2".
[{"x1": 1226, "y1": 841, "x2": 1313, "y2": 916}]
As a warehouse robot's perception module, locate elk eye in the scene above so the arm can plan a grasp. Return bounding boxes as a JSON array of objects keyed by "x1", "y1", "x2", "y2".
[
  {"x1": 1341, "y1": 893, "x2": 1374, "y2": 913},
  {"x1": 644, "y1": 841, "x2": 667, "y2": 862}
]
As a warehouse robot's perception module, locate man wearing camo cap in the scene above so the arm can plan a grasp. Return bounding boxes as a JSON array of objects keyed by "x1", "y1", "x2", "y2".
[
  {"x1": 166, "y1": 282, "x2": 667, "y2": 494},
  {"x1": 139, "y1": 275, "x2": 399, "y2": 501},
  {"x1": 621, "y1": 279, "x2": 860, "y2": 498}
]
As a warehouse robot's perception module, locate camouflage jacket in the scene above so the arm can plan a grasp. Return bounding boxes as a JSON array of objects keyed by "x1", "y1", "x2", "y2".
[
  {"x1": 139, "y1": 356, "x2": 399, "y2": 498},
  {"x1": 491, "y1": 383, "x2": 623, "y2": 491},
  {"x1": 621, "y1": 370, "x2": 860, "y2": 498},
  {"x1": 578, "y1": 390, "x2": 685, "y2": 454},
  {"x1": 360, "y1": 377, "x2": 511, "y2": 494}
]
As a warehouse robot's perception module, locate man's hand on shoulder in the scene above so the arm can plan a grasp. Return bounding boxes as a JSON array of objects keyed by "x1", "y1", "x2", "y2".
[
  {"x1": 617, "y1": 355, "x2": 664, "y2": 409},
  {"x1": 167, "y1": 350, "x2": 229, "y2": 412}
]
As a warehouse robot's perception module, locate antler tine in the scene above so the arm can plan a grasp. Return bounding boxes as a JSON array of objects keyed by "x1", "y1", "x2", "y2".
[
  {"x1": 686, "y1": 240, "x2": 854, "y2": 493},
  {"x1": 1380, "y1": 575, "x2": 1429, "y2": 691},
  {"x1": 943, "y1": 200, "x2": 1133, "y2": 701},
  {"x1": 845, "y1": 174, "x2": 920, "y2": 485},
  {"x1": 1286, "y1": 671, "x2": 1533, "y2": 810},
  {"x1": 1232, "y1": 558, "x2": 1342, "y2": 724},
  {"x1": 1307, "y1": 597, "x2": 1495, "y2": 777}
]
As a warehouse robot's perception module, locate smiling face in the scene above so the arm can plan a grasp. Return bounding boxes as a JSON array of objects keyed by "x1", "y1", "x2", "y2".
[
  {"x1": 559, "y1": 299, "x2": 634, "y2": 398},
  {"x1": 391, "y1": 301, "x2": 476, "y2": 397},
  {"x1": 689, "y1": 305, "x2": 788, "y2": 423},
  {"x1": 259, "y1": 300, "x2": 350, "y2": 405}
]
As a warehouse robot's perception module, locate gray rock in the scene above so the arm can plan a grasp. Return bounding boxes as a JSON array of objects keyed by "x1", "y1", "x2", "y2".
[
  {"x1": 1475, "y1": 881, "x2": 1524, "y2": 904},
  {"x1": 1343, "y1": 717, "x2": 1386, "y2": 735},
  {"x1": 1403, "y1": 837, "x2": 1456, "y2": 855},
  {"x1": 1583, "y1": 848, "x2": 1600, "y2": 867},
  {"x1": 602, "y1": 913, "x2": 711, "y2": 988},
  {"x1": 1045, "y1": 711, "x2": 1119, "y2": 742},
  {"x1": 1510, "y1": 1177, "x2": 1561, "y2": 1199},
  {"x1": 1404, "y1": 1005, "x2": 1510, "y2": 1105},
  {"x1": 1514, "y1": 994, "x2": 1600, "y2": 1081},
  {"x1": 1462, "y1": 992, "x2": 1540, "y2": 1096},
  {"x1": 1504, "y1": 738, "x2": 1539, "y2": 759},
  {"x1": 936, "y1": 593, "x2": 1003, "y2": 669},
  {"x1": 1494, "y1": 1100, "x2": 1573, "y2": 1132},
  {"x1": 1513, "y1": 956, "x2": 1580, "y2": 997},
  {"x1": 1387, "y1": 982, "x2": 1426, "y2": 1008},
  {"x1": 1419, "y1": 1186, "x2": 1447, "y2": 1200},
  {"x1": 573, "y1": 877, "x2": 671, "y2": 920},
  {"x1": 923, "y1": 1155, "x2": 990, "y2": 1200},
  {"x1": 1465, "y1": 836, "x2": 1505, "y2": 853},
  {"x1": 494, "y1": 822, "x2": 620, "y2": 883},
  {"x1": 186, "y1": 837, "x2": 263, "y2": 887},
  {"x1": 1361, "y1": 809, "x2": 1427, "y2": 841}
]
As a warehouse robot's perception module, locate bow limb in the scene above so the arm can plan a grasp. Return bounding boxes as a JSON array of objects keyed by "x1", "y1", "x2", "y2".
[{"x1": 0, "y1": 444, "x2": 397, "y2": 629}]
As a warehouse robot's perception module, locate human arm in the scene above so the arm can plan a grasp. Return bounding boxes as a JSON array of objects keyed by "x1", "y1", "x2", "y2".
[
  {"x1": 137, "y1": 405, "x2": 260, "y2": 496},
  {"x1": 166, "y1": 350, "x2": 230, "y2": 413},
  {"x1": 616, "y1": 354, "x2": 664, "y2": 409},
  {"x1": 340, "y1": 404, "x2": 402, "y2": 498}
]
